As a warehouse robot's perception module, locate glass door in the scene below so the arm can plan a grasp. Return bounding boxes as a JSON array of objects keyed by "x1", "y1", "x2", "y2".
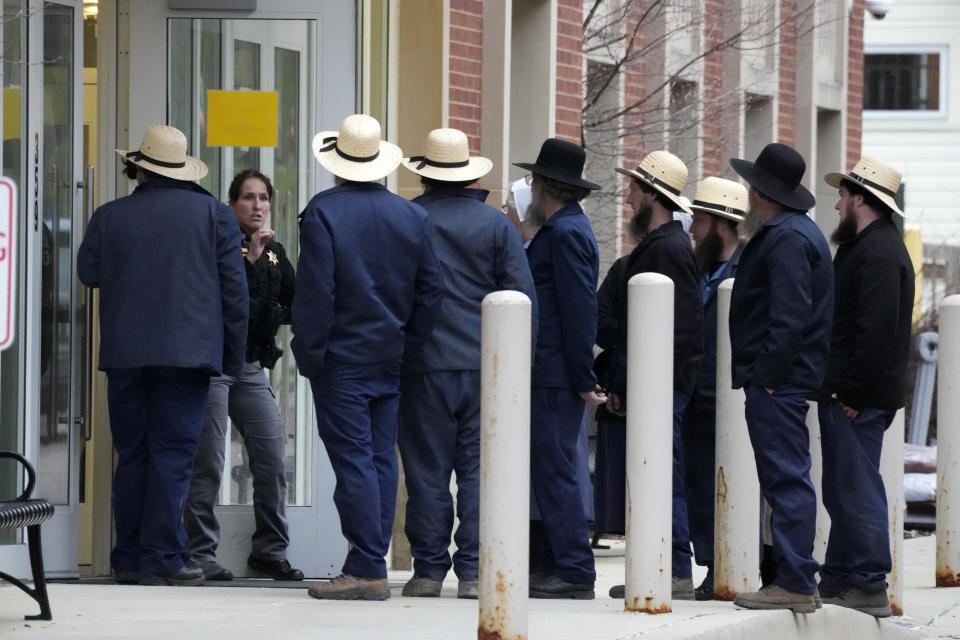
[{"x1": 126, "y1": 1, "x2": 355, "y2": 578}]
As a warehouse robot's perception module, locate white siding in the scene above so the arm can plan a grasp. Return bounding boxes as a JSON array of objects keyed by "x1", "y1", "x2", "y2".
[{"x1": 862, "y1": 0, "x2": 960, "y2": 244}]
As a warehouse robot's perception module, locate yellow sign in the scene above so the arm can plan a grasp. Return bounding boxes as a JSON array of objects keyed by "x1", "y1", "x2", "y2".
[
  {"x1": 206, "y1": 90, "x2": 278, "y2": 147},
  {"x1": 3, "y1": 88, "x2": 21, "y2": 141}
]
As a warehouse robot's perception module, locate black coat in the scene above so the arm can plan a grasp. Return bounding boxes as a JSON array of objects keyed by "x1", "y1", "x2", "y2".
[
  {"x1": 244, "y1": 237, "x2": 295, "y2": 367},
  {"x1": 605, "y1": 221, "x2": 703, "y2": 396},
  {"x1": 819, "y1": 218, "x2": 915, "y2": 411}
]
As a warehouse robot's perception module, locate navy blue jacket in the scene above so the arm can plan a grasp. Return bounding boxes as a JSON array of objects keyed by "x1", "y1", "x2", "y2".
[
  {"x1": 77, "y1": 179, "x2": 249, "y2": 376},
  {"x1": 606, "y1": 221, "x2": 704, "y2": 396},
  {"x1": 404, "y1": 186, "x2": 537, "y2": 373},
  {"x1": 291, "y1": 182, "x2": 444, "y2": 380},
  {"x1": 691, "y1": 244, "x2": 743, "y2": 410},
  {"x1": 526, "y1": 203, "x2": 599, "y2": 393},
  {"x1": 730, "y1": 210, "x2": 834, "y2": 393}
]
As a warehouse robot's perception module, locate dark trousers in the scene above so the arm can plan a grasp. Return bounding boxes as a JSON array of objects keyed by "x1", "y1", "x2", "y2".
[
  {"x1": 397, "y1": 370, "x2": 481, "y2": 581},
  {"x1": 682, "y1": 402, "x2": 716, "y2": 571},
  {"x1": 185, "y1": 361, "x2": 290, "y2": 564},
  {"x1": 672, "y1": 391, "x2": 693, "y2": 579},
  {"x1": 530, "y1": 388, "x2": 595, "y2": 584},
  {"x1": 743, "y1": 384, "x2": 819, "y2": 594},
  {"x1": 106, "y1": 366, "x2": 210, "y2": 576},
  {"x1": 311, "y1": 360, "x2": 401, "y2": 579},
  {"x1": 819, "y1": 401, "x2": 895, "y2": 593}
]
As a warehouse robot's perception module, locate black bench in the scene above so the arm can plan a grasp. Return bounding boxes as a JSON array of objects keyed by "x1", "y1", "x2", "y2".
[{"x1": 0, "y1": 452, "x2": 54, "y2": 620}]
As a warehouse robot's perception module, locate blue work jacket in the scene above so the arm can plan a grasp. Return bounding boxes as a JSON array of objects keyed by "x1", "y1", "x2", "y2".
[
  {"x1": 691, "y1": 244, "x2": 742, "y2": 409},
  {"x1": 291, "y1": 182, "x2": 444, "y2": 380},
  {"x1": 404, "y1": 186, "x2": 537, "y2": 373},
  {"x1": 526, "y1": 202, "x2": 600, "y2": 393},
  {"x1": 77, "y1": 178, "x2": 249, "y2": 376},
  {"x1": 729, "y1": 210, "x2": 834, "y2": 393}
]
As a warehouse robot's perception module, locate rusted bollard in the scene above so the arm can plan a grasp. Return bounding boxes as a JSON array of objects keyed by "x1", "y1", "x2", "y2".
[
  {"x1": 478, "y1": 291, "x2": 531, "y2": 640},
  {"x1": 880, "y1": 409, "x2": 904, "y2": 615},
  {"x1": 712, "y1": 279, "x2": 759, "y2": 599},
  {"x1": 936, "y1": 295, "x2": 960, "y2": 586},
  {"x1": 625, "y1": 273, "x2": 673, "y2": 613}
]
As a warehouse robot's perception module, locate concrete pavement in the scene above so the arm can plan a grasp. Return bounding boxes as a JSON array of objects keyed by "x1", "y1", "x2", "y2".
[{"x1": 1, "y1": 535, "x2": 956, "y2": 639}]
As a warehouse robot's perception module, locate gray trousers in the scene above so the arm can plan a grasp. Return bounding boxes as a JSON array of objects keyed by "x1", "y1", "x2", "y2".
[{"x1": 184, "y1": 361, "x2": 290, "y2": 562}]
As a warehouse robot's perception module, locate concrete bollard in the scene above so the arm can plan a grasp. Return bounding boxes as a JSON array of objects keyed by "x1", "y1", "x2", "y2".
[
  {"x1": 880, "y1": 409, "x2": 905, "y2": 615},
  {"x1": 936, "y1": 295, "x2": 960, "y2": 586},
  {"x1": 712, "y1": 279, "x2": 760, "y2": 600},
  {"x1": 624, "y1": 273, "x2": 674, "y2": 613},
  {"x1": 478, "y1": 291, "x2": 531, "y2": 640},
  {"x1": 807, "y1": 404, "x2": 831, "y2": 566}
]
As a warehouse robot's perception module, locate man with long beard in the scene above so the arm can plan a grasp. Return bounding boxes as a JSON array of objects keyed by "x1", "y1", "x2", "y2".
[
  {"x1": 815, "y1": 157, "x2": 914, "y2": 617},
  {"x1": 683, "y1": 177, "x2": 747, "y2": 600},
  {"x1": 604, "y1": 150, "x2": 703, "y2": 601}
]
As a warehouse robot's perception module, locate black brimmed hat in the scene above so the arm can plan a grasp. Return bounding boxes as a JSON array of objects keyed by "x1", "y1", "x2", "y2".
[
  {"x1": 729, "y1": 142, "x2": 815, "y2": 210},
  {"x1": 513, "y1": 138, "x2": 601, "y2": 191}
]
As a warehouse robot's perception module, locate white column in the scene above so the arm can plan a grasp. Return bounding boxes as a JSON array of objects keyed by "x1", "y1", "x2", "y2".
[
  {"x1": 936, "y1": 295, "x2": 960, "y2": 586},
  {"x1": 712, "y1": 278, "x2": 760, "y2": 599},
  {"x1": 624, "y1": 273, "x2": 674, "y2": 613},
  {"x1": 478, "y1": 291, "x2": 531, "y2": 640},
  {"x1": 880, "y1": 409, "x2": 905, "y2": 615}
]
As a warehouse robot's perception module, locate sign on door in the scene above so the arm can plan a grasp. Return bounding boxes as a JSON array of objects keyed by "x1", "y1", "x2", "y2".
[{"x1": 0, "y1": 178, "x2": 16, "y2": 350}]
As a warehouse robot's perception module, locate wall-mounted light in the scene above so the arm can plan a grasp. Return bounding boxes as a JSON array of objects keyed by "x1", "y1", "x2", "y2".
[{"x1": 865, "y1": 0, "x2": 894, "y2": 19}]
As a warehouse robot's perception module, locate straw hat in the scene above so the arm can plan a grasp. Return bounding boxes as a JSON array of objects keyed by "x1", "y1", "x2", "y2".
[
  {"x1": 312, "y1": 114, "x2": 402, "y2": 182},
  {"x1": 616, "y1": 150, "x2": 691, "y2": 213},
  {"x1": 688, "y1": 177, "x2": 748, "y2": 222},
  {"x1": 116, "y1": 125, "x2": 207, "y2": 181},
  {"x1": 824, "y1": 156, "x2": 905, "y2": 217},
  {"x1": 730, "y1": 142, "x2": 815, "y2": 210},
  {"x1": 402, "y1": 128, "x2": 492, "y2": 182}
]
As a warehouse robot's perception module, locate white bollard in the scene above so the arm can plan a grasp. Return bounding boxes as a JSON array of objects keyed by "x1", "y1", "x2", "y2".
[
  {"x1": 807, "y1": 404, "x2": 831, "y2": 566},
  {"x1": 880, "y1": 409, "x2": 905, "y2": 615},
  {"x1": 478, "y1": 291, "x2": 531, "y2": 640},
  {"x1": 936, "y1": 295, "x2": 960, "y2": 587},
  {"x1": 624, "y1": 273, "x2": 673, "y2": 613},
  {"x1": 713, "y1": 278, "x2": 760, "y2": 599}
]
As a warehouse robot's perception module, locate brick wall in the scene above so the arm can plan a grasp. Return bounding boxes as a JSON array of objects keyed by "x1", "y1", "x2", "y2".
[
  {"x1": 701, "y1": 0, "x2": 726, "y2": 178},
  {"x1": 846, "y1": 0, "x2": 865, "y2": 169},
  {"x1": 777, "y1": 0, "x2": 797, "y2": 146},
  {"x1": 555, "y1": 0, "x2": 583, "y2": 144},
  {"x1": 448, "y1": 0, "x2": 483, "y2": 153}
]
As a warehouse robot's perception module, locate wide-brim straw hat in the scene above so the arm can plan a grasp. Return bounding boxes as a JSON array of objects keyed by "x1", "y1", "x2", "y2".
[
  {"x1": 616, "y1": 150, "x2": 691, "y2": 214},
  {"x1": 730, "y1": 142, "x2": 815, "y2": 211},
  {"x1": 312, "y1": 114, "x2": 402, "y2": 182},
  {"x1": 115, "y1": 124, "x2": 208, "y2": 181},
  {"x1": 688, "y1": 176, "x2": 748, "y2": 222},
  {"x1": 824, "y1": 155, "x2": 905, "y2": 218},
  {"x1": 402, "y1": 128, "x2": 492, "y2": 182}
]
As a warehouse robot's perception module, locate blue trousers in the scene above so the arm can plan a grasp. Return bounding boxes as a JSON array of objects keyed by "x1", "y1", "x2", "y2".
[
  {"x1": 744, "y1": 384, "x2": 819, "y2": 594},
  {"x1": 106, "y1": 366, "x2": 210, "y2": 576},
  {"x1": 530, "y1": 388, "x2": 596, "y2": 584},
  {"x1": 398, "y1": 371, "x2": 480, "y2": 581},
  {"x1": 672, "y1": 391, "x2": 693, "y2": 579},
  {"x1": 682, "y1": 400, "x2": 715, "y2": 570},
  {"x1": 311, "y1": 360, "x2": 400, "y2": 579},
  {"x1": 819, "y1": 401, "x2": 895, "y2": 593}
]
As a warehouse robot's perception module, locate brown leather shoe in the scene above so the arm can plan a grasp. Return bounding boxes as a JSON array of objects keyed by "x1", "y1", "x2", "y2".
[
  {"x1": 734, "y1": 584, "x2": 816, "y2": 614},
  {"x1": 307, "y1": 573, "x2": 390, "y2": 601}
]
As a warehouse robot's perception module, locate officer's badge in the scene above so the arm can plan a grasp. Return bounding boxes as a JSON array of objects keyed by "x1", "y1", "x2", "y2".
[{"x1": 267, "y1": 250, "x2": 278, "y2": 265}]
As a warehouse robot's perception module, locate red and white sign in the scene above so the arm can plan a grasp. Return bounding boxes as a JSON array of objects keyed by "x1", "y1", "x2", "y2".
[{"x1": 0, "y1": 178, "x2": 16, "y2": 351}]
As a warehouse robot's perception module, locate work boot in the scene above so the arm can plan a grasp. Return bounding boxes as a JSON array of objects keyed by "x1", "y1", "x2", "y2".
[
  {"x1": 198, "y1": 560, "x2": 233, "y2": 581},
  {"x1": 113, "y1": 570, "x2": 140, "y2": 585},
  {"x1": 247, "y1": 556, "x2": 304, "y2": 581},
  {"x1": 821, "y1": 585, "x2": 891, "y2": 618},
  {"x1": 695, "y1": 568, "x2": 714, "y2": 601},
  {"x1": 401, "y1": 575, "x2": 442, "y2": 597},
  {"x1": 734, "y1": 583, "x2": 816, "y2": 614},
  {"x1": 307, "y1": 573, "x2": 391, "y2": 601},
  {"x1": 139, "y1": 561, "x2": 205, "y2": 587},
  {"x1": 609, "y1": 578, "x2": 693, "y2": 600},
  {"x1": 457, "y1": 580, "x2": 479, "y2": 600},
  {"x1": 529, "y1": 573, "x2": 595, "y2": 599}
]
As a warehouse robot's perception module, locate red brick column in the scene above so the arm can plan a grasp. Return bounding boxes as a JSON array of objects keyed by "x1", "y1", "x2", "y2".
[
  {"x1": 846, "y1": 0, "x2": 865, "y2": 168},
  {"x1": 449, "y1": 0, "x2": 484, "y2": 153},
  {"x1": 701, "y1": 0, "x2": 725, "y2": 178},
  {"x1": 777, "y1": 0, "x2": 797, "y2": 146},
  {"x1": 556, "y1": 0, "x2": 583, "y2": 144}
]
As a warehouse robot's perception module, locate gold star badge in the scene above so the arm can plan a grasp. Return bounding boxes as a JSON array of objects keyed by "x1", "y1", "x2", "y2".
[{"x1": 266, "y1": 250, "x2": 278, "y2": 266}]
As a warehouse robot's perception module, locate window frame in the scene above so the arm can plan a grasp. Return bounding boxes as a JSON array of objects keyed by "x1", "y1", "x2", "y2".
[{"x1": 863, "y1": 45, "x2": 949, "y2": 120}]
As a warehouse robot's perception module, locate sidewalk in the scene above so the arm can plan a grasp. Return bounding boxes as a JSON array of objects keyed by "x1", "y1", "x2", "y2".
[{"x1": 0, "y1": 536, "x2": 955, "y2": 639}]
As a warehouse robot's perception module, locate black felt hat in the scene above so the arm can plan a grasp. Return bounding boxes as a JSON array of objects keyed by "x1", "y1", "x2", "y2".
[
  {"x1": 729, "y1": 142, "x2": 816, "y2": 210},
  {"x1": 513, "y1": 138, "x2": 601, "y2": 191}
]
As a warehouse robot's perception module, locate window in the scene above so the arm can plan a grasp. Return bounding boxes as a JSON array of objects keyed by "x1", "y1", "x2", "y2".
[{"x1": 864, "y1": 50, "x2": 945, "y2": 113}]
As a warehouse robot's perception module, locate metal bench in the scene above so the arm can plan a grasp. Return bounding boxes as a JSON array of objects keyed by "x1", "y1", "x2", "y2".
[{"x1": 0, "y1": 452, "x2": 54, "y2": 620}]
